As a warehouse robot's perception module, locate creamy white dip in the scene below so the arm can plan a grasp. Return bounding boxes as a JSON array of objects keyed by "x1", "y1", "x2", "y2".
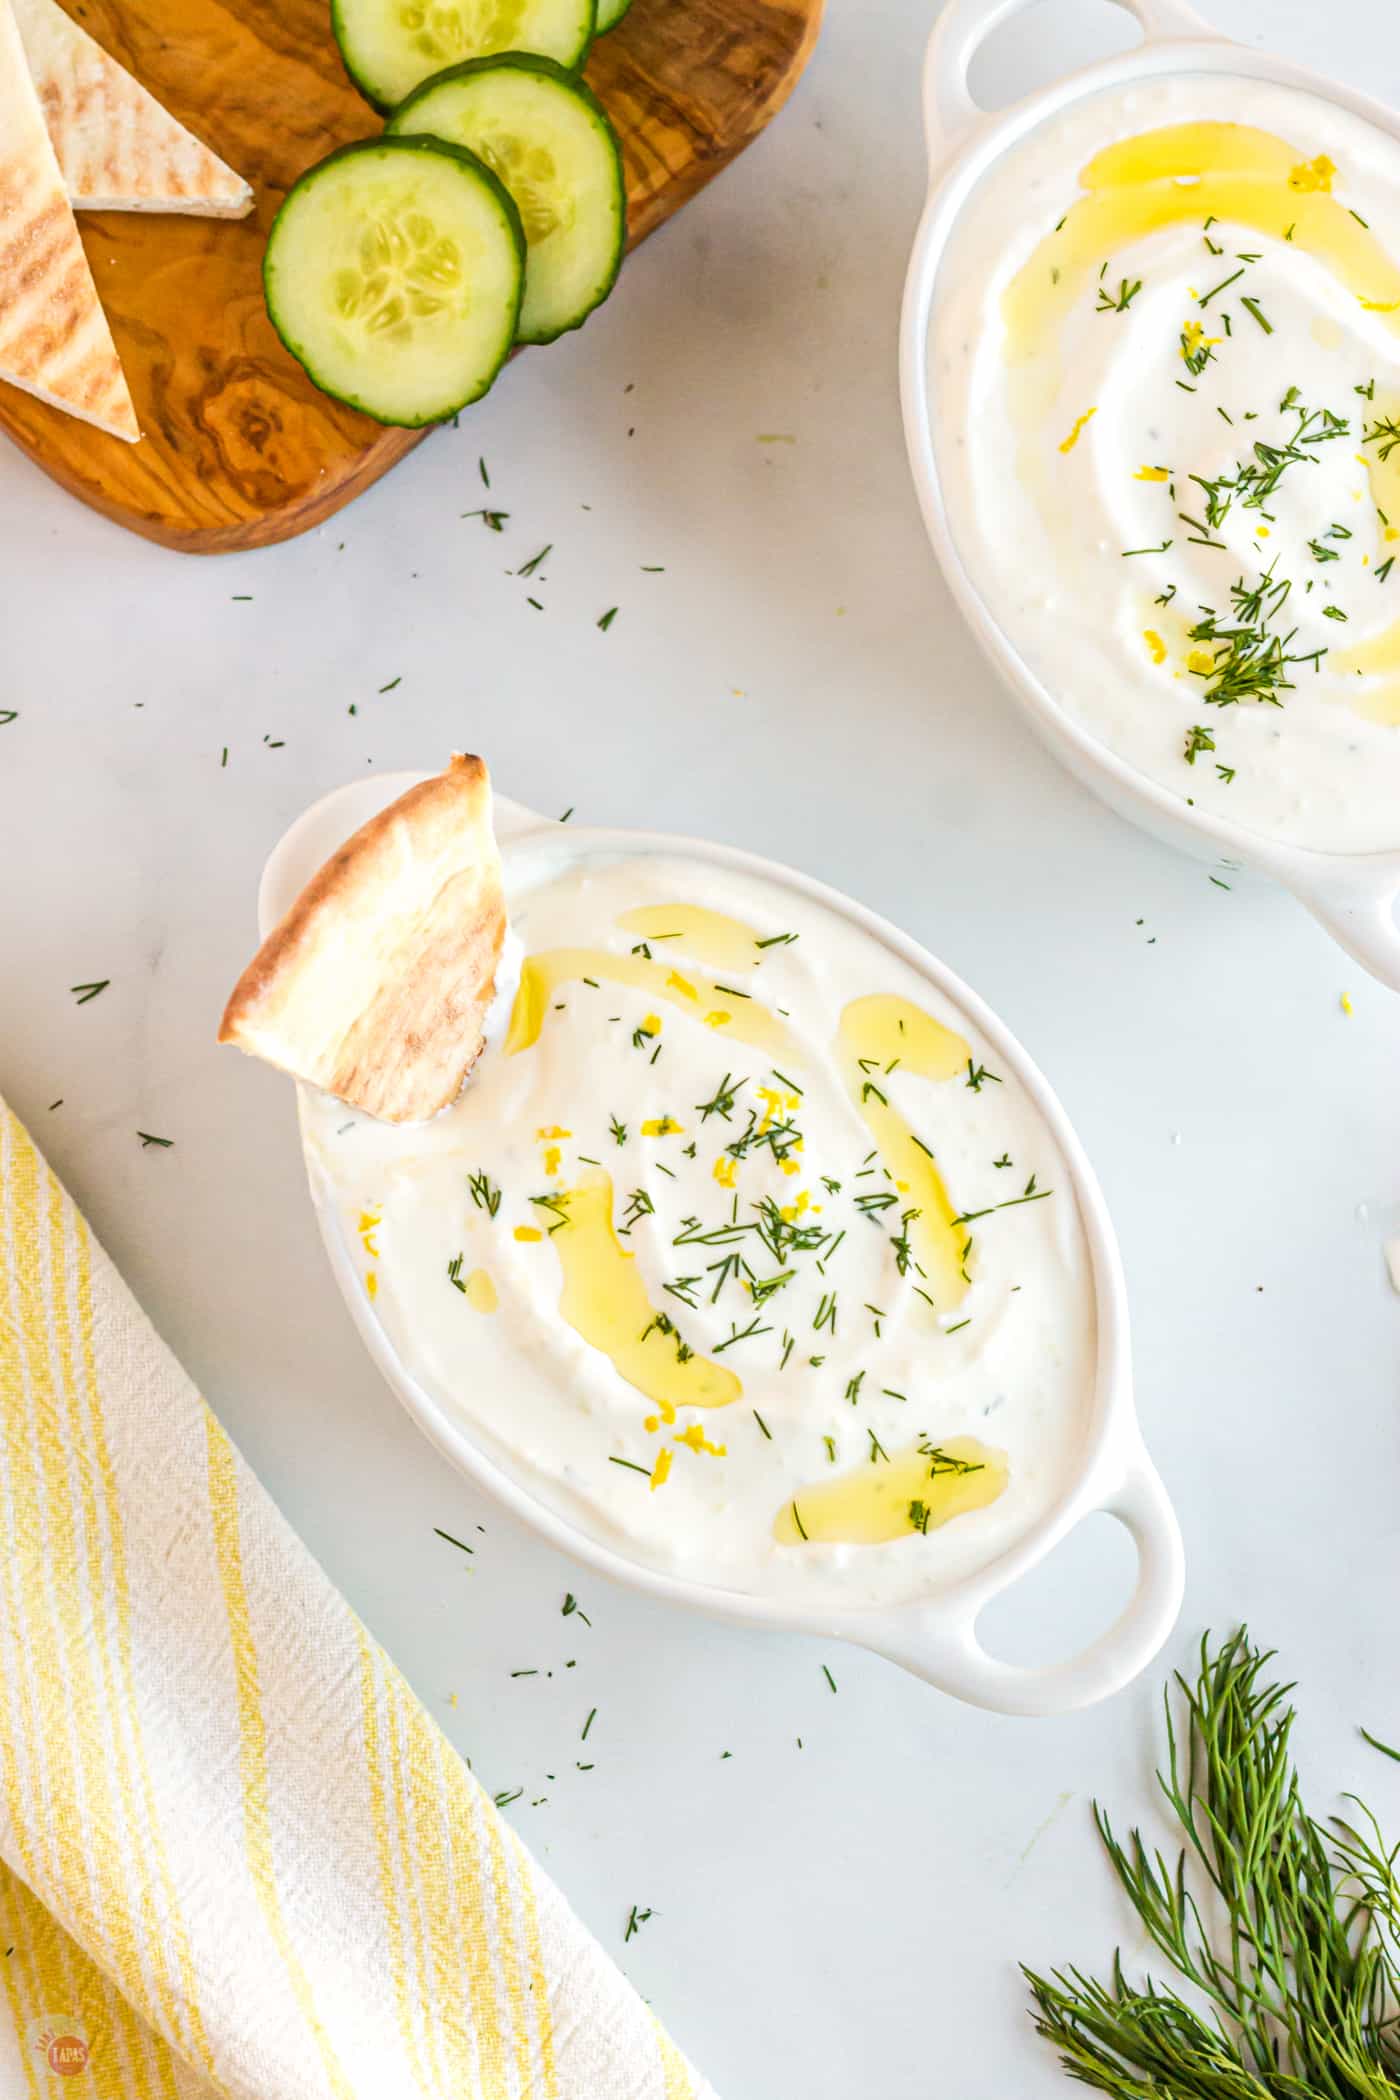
[
  {"x1": 933, "y1": 75, "x2": 1400, "y2": 853},
  {"x1": 303, "y1": 845, "x2": 1096, "y2": 1609}
]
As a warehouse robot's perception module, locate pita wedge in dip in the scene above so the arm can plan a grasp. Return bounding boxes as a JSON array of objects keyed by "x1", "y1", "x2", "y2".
[
  {"x1": 13, "y1": 0, "x2": 252, "y2": 217},
  {"x1": 0, "y1": 0, "x2": 136, "y2": 440},
  {"x1": 220, "y1": 755, "x2": 509, "y2": 1125}
]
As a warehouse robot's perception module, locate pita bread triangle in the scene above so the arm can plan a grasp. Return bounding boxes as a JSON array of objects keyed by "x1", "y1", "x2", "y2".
[
  {"x1": 13, "y1": 0, "x2": 252, "y2": 217},
  {"x1": 0, "y1": 0, "x2": 137, "y2": 441},
  {"x1": 220, "y1": 755, "x2": 509, "y2": 1125}
]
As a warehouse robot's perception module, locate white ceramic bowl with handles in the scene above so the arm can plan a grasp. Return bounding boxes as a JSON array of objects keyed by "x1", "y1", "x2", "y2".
[
  {"x1": 257, "y1": 770, "x2": 1184, "y2": 1716},
  {"x1": 900, "y1": 0, "x2": 1400, "y2": 991}
]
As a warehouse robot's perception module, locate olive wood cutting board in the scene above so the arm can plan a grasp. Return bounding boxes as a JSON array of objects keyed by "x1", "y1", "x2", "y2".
[{"x1": 0, "y1": 0, "x2": 823, "y2": 551}]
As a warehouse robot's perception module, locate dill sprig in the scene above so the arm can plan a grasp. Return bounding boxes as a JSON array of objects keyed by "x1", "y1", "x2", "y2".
[
  {"x1": 1097, "y1": 276, "x2": 1143, "y2": 314},
  {"x1": 1363, "y1": 414, "x2": 1400, "y2": 462},
  {"x1": 1026, "y1": 1629, "x2": 1400, "y2": 2099},
  {"x1": 1187, "y1": 564, "x2": 1325, "y2": 709}
]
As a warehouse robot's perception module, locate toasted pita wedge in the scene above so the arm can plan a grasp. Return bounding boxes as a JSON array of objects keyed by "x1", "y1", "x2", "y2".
[
  {"x1": 220, "y1": 755, "x2": 508, "y2": 1125},
  {"x1": 14, "y1": 0, "x2": 252, "y2": 218},
  {"x1": 0, "y1": 0, "x2": 136, "y2": 440}
]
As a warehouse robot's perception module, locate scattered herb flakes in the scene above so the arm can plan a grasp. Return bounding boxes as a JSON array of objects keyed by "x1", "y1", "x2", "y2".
[
  {"x1": 220, "y1": 746, "x2": 228, "y2": 766},
  {"x1": 494, "y1": 1787, "x2": 523, "y2": 1810},
  {"x1": 463, "y1": 507, "x2": 509, "y2": 531},
  {"x1": 581, "y1": 1706, "x2": 597, "y2": 1742},
  {"x1": 434, "y1": 1526, "x2": 475, "y2": 1557},
  {"x1": 517, "y1": 544, "x2": 552, "y2": 578},
  {"x1": 70, "y1": 980, "x2": 110, "y2": 1005},
  {"x1": 137, "y1": 1131, "x2": 173, "y2": 1149},
  {"x1": 231, "y1": 594, "x2": 253, "y2": 601},
  {"x1": 821, "y1": 1665, "x2": 838, "y2": 1694},
  {"x1": 597, "y1": 607, "x2": 619, "y2": 632},
  {"x1": 0, "y1": 711, "x2": 17, "y2": 726},
  {"x1": 478, "y1": 456, "x2": 491, "y2": 486},
  {"x1": 378, "y1": 676, "x2": 401, "y2": 694},
  {"x1": 624, "y1": 1904, "x2": 654, "y2": 1942},
  {"x1": 561, "y1": 1592, "x2": 592, "y2": 1626}
]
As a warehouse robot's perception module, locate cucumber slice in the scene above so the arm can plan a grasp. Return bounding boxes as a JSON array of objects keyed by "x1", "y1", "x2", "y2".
[
  {"x1": 595, "y1": 0, "x2": 632, "y2": 30},
  {"x1": 333, "y1": 0, "x2": 595, "y2": 113},
  {"x1": 263, "y1": 137, "x2": 524, "y2": 426},
  {"x1": 388, "y1": 56, "x2": 624, "y2": 344}
]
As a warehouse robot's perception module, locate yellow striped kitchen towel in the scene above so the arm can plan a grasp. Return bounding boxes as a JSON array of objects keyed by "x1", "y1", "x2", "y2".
[{"x1": 0, "y1": 1095, "x2": 715, "y2": 2100}]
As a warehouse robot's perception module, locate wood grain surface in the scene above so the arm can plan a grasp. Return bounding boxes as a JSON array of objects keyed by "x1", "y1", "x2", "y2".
[{"x1": 0, "y1": 0, "x2": 823, "y2": 551}]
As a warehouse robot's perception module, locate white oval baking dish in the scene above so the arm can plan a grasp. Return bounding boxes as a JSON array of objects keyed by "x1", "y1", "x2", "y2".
[
  {"x1": 900, "y1": 0, "x2": 1400, "y2": 990},
  {"x1": 255, "y1": 772, "x2": 1184, "y2": 1716}
]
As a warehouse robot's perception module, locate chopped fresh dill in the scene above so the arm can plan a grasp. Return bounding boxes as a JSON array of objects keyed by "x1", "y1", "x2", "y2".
[{"x1": 469, "y1": 1168, "x2": 502, "y2": 1218}]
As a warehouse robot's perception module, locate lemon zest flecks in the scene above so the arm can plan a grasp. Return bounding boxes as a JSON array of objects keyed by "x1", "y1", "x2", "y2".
[
  {"x1": 1180, "y1": 319, "x2": 1221, "y2": 364},
  {"x1": 1289, "y1": 154, "x2": 1336, "y2": 193},
  {"x1": 1187, "y1": 647, "x2": 1218, "y2": 676},
  {"x1": 1059, "y1": 407, "x2": 1097, "y2": 454},
  {"x1": 674, "y1": 1424, "x2": 727, "y2": 1458},
  {"x1": 1135, "y1": 464, "x2": 1170, "y2": 482},
  {"x1": 1341, "y1": 991, "x2": 1355, "y2": 1015},
  {"x1": 649, "y1": 1448, "x2": 673, "y2": 1491},
  {"x1": 357, "y1": 1210, "x2": 381, "y2": 1259},
  {"x1": 514, "y1": 1225, "x2": 543, "y2": 1244},
  {"x1": 1143, "y1": 628, "x2": 1167, "y2": 665},
  {"x1": 713, "y1": 1155, "x2": 737, "y2": 1189},
  {"x1": 665, "y1": 971, "x2": 699, "y2": 1001},
  {"x1": 641, "y1": 1013, "x2": 662, "y2": 1036},
  {"x1": 536, "y1": 1126, "x2": 572, "y2": 1140},
  {"x1": 365, "y1": 1271, "x2": 378, "y2": 1300},
  {"x1": 641, "y1": 1116, "x2": 683, "y2": 1138},
  {"x1": 704, "y1": 1011, "x2": 732, "y2": 1029}
]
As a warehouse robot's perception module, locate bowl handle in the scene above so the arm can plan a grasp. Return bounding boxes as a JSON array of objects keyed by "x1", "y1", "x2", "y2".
[
  {"x1": 1293, "y1": 869, "x2": 1400, "y2": 994},
  {"x1": 878, "y1": 1444, "x2": 1184, "y2": 1715},
  {"x1": 922, "y1": 0, "x2": 1220, "y2": 170}
]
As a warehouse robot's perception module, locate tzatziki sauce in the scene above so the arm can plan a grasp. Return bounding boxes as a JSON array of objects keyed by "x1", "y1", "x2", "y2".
[
  {"x1": 932, "y1": 75, "x2": 1400, "y2": 854},
  {"x1": 303, "y1": 846, "x2": 1097, "y2": 1610}
]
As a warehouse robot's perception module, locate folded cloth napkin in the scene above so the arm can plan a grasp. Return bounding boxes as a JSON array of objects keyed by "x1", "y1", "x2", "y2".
[{"x1": 0, "y1": 1096, "x2": 715, "y2": 2100}]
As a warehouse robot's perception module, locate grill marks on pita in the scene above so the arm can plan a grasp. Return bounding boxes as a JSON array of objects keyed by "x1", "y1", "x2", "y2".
[
  {"x1": 0, "y1": 0, "x2": 137, "y2": 440},
  {"x1": 13, "y1": 0, "x2": 252, "y2": 216}
]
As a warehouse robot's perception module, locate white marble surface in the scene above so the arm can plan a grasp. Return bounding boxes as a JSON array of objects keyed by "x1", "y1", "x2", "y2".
[{"x1": 3, "y1": 1, "x2": 1399, "y2": 2092}]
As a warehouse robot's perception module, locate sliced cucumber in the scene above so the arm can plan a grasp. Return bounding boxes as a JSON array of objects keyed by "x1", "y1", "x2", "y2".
[
  {"x1": 388, "y1": 56, "x2": 624, "y2": 345},
  {"x1": 264, "y1": 136, "x2": 524, "y2": 426},
  {"x1": 595, "y1": 0, "x2": 632, "y2": 30},
  {"x1": 333, "y1": 0, "x2": 595, "y2": 113}
]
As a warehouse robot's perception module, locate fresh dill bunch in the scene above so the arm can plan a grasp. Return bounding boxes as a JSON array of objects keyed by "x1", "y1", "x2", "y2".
[{"x1": 1025, "y1": 1630, "x2": 1400, "y2": 2097}]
